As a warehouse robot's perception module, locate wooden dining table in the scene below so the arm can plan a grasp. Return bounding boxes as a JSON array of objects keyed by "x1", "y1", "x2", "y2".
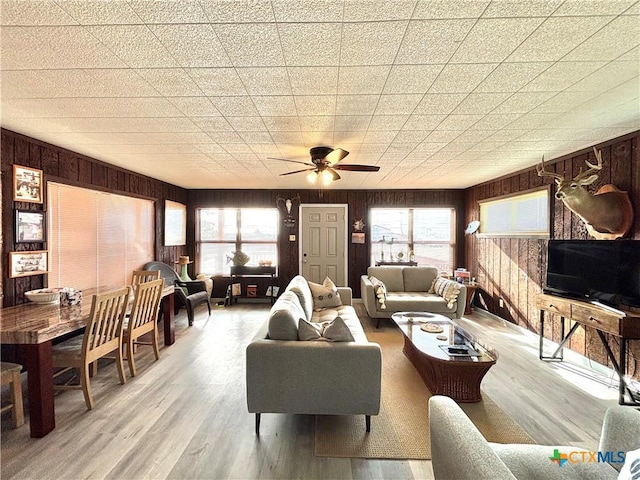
[{"x1": 0, "y1": 285, "x2": 175, "y2": 438}]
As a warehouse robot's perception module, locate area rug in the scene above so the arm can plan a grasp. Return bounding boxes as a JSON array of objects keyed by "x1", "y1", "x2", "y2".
[{"x1": 314, "y1": 310, "x2": 535, "y2": 459}]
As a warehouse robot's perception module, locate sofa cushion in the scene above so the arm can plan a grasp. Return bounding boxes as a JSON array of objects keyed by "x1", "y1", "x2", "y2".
[
  {"x1": 385, "y1": 292, "x2": 456, "y2": 314},
  {"x1": 267, "y1": 291, "x2": 306, "y2": 340},
  {"x1": 298, "y1": 317, "x2": 355, "y2": 342},
  {"x1": 285, "y1": 275, "x2": 314, "y2": 321},
  {"x1": 308, "y1": 277, "x2": 342, "y2": 310},
  {"x1": 369, "y1": 276, "x2": 388, "y2": 310},
  {"x1": 403, "y1": 267, "x2": 438, "y2": 292},
  {"x1": 367, "y1": 266, "x2": 405, "y2": 292},
  {"x1": 432, "y1": 277, "x2": 462, "y2": 309}
]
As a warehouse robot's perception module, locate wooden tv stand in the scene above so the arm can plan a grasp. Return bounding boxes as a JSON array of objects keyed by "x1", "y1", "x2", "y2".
[{"x1": 536, "y1": 293, "x2": 640, "y2": 405}]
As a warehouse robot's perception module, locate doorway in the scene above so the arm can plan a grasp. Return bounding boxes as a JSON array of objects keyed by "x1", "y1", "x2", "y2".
[{"x1": 299, "y1": 204, "x2": 348, "y2": 285}]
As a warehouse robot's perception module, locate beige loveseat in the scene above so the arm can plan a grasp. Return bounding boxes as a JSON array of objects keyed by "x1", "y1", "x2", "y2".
[
  {"x1": 361, "y1": 266, "x2": 467, "y2": 327},
  {"x1": 246, "y1": 275, "x2": 382, "y2": 435}
]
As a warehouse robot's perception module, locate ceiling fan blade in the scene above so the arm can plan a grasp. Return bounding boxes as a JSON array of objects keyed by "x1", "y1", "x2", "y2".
[
  {"x1": 279, "y1": 167, "x2": 316, "y2": 176},
  {"x1": 325, "y1": 148, "x2": 349, "y2": 164},
  {"x1": 327, "y1": 168, "x2": 341, "y2": 181},
  {"x1": 268, "y1": 157, "x2": 315, "y2": 167},
  {"x1": 333, "y1": 164, "x2": 380, "y2": 172}
]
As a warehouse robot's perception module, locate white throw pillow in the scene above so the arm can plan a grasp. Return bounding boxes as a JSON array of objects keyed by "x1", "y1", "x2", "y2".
[
  {"x1": 308, "y1": 277, "x2": 342, "y2": 310},
  {"x1": 619, "y1": 448, "x2": 640, "y2": 480},
  {"x1": 432, "y1": 277, "x2": 461, "y2": 309},
  {"x1": 369, "y1": 275, "x2": 387, "y2": 310},
  {"x1": 298, "y1": 317, "x2": 354, "y2": 342}
]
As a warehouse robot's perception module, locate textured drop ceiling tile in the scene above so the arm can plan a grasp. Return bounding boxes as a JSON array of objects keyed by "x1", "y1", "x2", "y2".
[
  {"x1": 362, "y1": 130, "x2": 397, "y2": 143},
  {"x1": 237, "y1": 67, "x2": 292, "y2": 95},
  {"x1": 428, "y1": 64, "x2": 497, "y2": 93},
  {"x1": 136, "y1": 69, "x2": 202, "y2": 96},
  {"x1": 279, "y1": 23, "x2": 342, "y2": 66},
  {"x1": 208, "y1": 131, "x2": 245, "y2": 143},
  {"x1": 269, "y1": 131, "x2": 305, "y2": 146},
  {"x1": 414, "y1": 94, "x2": 466, "y2": 114},
  {"x1": 533, "y1": 90, "x2": 601, "y2": 114},
  {"x1": 128, "y1": 0, "x2": 209, "y2": 23},
  {"x1": 340, "y1": 21, "x2": 407, "y2": 65},
  {"x1": 239, "y1": 131, "x2": 274, "y2": 143},
  {"x1": 262, "y1": 116, "x2": 300, "y2": 131},
  {"x1": 375, "y1": 94, "x2": 423, "y2": 115},
  {"x1": 553, "y1": 0, "x2": 636, "y2": 16},
  {"x1": 412, "y1": 0, "x2": 489, "y2": 19},
  {"x1": 451, "y1": 18, "x2": 544, "y2": 63},
  {"x1": 438, "y1": 114, "x2": 483, "y2": 130},
  {"x1": 506, "y1": 113, "x2": 560, "y2": 130},
  {"x1": 252, "y1": 95, "x2": 297, "y2": 116},
  {"x1": 507, "y1": 16, "x2": 612, "y2": 62},
  {"x1": 425, "y1": 130, "x2": 463, "y2": 143},
  {"x1": 334, "y1": 95, "x2": 379, "y2": 115},
  {"x1": 288, "y1": 67, "x2": 339, "y2": 95},
  {"x1": 1, "y1": 0, "x2": 78, "y2": 25},
  {"x1": 168, "y1": 97, "x2": 220, "y2": 116},
  {"x1": 200, "y1": 0, "x2": 275, "y2": 22},
  {"x1": 383, "y1": 65, "x2": 443, "y2": 94},
  {"x1": 452, "y1": 93, "x2": 511, "y2": 114},
  {"x1": 188, "y1": 68, "x2": 247, "y2": 96},
  {"x1": 481, "y1": 0, "x2": 563, "y2": 17},
  {"x1": 214, "y1": 24, "x2": 284, "y2": 67},
  {"x1": 475, "y1": 62, "x2": 552, "y2": 92},
  {"x1": 58, "y1": 0, "x2": 142, "y2": 25},
  {"x1": 334, "y1": 115, "x2": 371, "y2": 131},
  {"x1": 337, "y1": 66, "x2": 391, "y2": 94},
  {"x1": 564, "y1": 15, "x2": 640, "y2": 61},
  {"x1": 492, "y1": 92, "x2": 557, "y2": 114},
  {"x1": 301, "y1": 131, "x2": 335, "y2": 146},
  {"x1": 396, "y1": 19, "x2": 476, "y2": 64},
  {"x1": 568, "y1": 61, "x2": 639, "y2": 92},
  {"x1": 393, "y1": 131, "x2": 428, "y2": 144},
  {"x1": 368, "y1": 114, "x2": 410, "y2": 130},
  {"x1": 5, "y1": 97, "x2": 184, "y2": 118},
  {"x1": 150, "y1": 24, "x2": 232, "y2": 67},
  {"x1": 404, "y1": 114, "x2": 446, "y2": 130},
  {"x1": 272, "y1": 0, "x2": 344, "y2": 22},
  {"x1": 343, "y1": 0, "x2": 416, "y2": 20},
  {"x1": 192, "y1": 117, "x2": 235, "y2": 132},
  {"x1": 87, "y1": 25, "x2": 178, "y2": 68},
  {"x1": 210, "y1": 96, "x2": 260, "y2": 116},
  {"x1": 522, "y1": 61, "x2": 606, "y2": 91},
  {"x1": 295, "y1": 96, "x2": 336, "y2": 116},
  {"x1": 469, "y1": 113, "x2": 523, "y2": 130},
  {"x1": 227, "y1": 117, "x2": 268, "y2": 132},
  {"x1": 298, "y1": 115, "x2": 335, "y2": 131},
  {"x1": 83, "y1": 69, "x2": 159, "y2": 97}
]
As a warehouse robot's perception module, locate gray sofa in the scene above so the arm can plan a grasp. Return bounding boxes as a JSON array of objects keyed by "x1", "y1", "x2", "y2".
[
  {"x1": 429, "y1": 395, "x2": 640, "y2": 480},
  {"x1": 246, "y1": 275, "x2": 382, "y2": 435},
  {"x1": 361, "y1": 266, "x2": 467, "y2": 327}
]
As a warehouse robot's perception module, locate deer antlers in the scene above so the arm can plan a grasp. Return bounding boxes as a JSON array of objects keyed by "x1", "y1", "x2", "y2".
[
  {"x1": 537, "y1": 147, "x2": 603, "y2": 184},
  {"x1": 536, "y1": 155, "x2": 563, "y2": 183}
]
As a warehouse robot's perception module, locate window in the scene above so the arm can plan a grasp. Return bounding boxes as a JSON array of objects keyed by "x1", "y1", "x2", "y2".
[
  {"x1": 197, "y1": 208, "x2": 278, "y2": 275},
  {"x1": 369, "y1": 208, "x2": 455, "y2": 273},
  {"x1": 478, "y1": 187, "x2": 550, "y2": 237},
  {"x1": 48, "y1": 182, "x2": 154, "y2": 290}
]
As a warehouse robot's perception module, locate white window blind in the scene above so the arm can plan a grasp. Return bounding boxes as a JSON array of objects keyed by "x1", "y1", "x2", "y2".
[
  {"x1": 48, "y1": 183, "x2": 154, "y2": 290},
  {"x1": 478, "y1": 187, "x2": 550, "y2": 238}
]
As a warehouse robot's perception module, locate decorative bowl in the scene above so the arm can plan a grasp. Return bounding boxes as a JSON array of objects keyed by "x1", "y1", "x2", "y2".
[{"x1": 25, "y1": 288, "x2": 61, "y2": 304}]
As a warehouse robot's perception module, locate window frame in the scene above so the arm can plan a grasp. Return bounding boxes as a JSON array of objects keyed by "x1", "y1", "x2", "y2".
[
  {"x1": 196, "y1": 207, "x2": 279, "y2": 275},
  {"x1": 368, "y1": 207, "x2": 456, "y2": 274},
  {"x1": 477, "y1": 186, "x2": 551, "y2": 238}
]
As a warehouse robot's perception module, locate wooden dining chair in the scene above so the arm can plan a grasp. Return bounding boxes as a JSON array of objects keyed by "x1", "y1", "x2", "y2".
[
  {"x1": 123, "y1": 278, "x2": 163, "y2": 377},
  {"x1": 52, "y1": 286, "x2": 130, "y2": 410},
  {"x1": 131, "y1": 270, "x2": 161, "y2": 289},
  {"x1": 1, "y1": 362, "x2": 25, "y2": 428}
]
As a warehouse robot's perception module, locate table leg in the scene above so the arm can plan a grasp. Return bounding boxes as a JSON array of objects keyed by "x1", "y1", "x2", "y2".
[
  {"x1": 162, "y1": 292, "x2": 175, "y2": 346},
  {"x1": 23, "y1": 342, "x2": 55, "y2": 438}
]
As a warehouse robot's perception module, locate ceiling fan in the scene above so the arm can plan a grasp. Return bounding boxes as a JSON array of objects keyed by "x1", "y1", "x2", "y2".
[{"x1": 269, "y1": 146, "x2": 380, "y2": 186}]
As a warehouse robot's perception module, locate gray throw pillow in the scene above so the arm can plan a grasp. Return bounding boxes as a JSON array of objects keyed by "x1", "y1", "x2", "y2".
[
  {"x1": 298, "y1": 316, "x2": 354, "y2": 342},
  {"x1": 308, "y1": 277, "x2": 342, "y2": 310}
]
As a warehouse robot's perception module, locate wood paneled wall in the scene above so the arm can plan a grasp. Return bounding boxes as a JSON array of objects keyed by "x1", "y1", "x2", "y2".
[
  {"x1": 188, "y1": 189, "x2": 467, "y2": 299},
  {"x1": 465, "y1": 131, "x2": 640, "y2": 379},
  {"x1": 1, "y1": 129, "x2": 188, "y2": 307}
]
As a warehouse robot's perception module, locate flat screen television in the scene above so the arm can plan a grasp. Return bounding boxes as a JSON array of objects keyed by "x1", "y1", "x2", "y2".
[{"x1": 544, "y1": 240, "x2": 640, "y2": 309}]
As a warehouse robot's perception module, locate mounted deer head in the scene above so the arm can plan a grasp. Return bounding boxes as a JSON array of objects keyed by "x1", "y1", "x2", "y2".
[{"x1": 537, "y1": 147, "x2": 634, "y2": 239}]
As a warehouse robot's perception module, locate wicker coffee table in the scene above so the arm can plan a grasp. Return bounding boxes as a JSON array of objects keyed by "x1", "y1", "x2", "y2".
[{"x1": 391, "y1": 312, "x2": 497, "y2": 402}]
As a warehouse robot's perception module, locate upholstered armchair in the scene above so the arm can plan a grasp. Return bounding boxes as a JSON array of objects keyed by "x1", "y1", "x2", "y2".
[{"x1": 142, "y1": 261, "x2": 211, "y2": 326}]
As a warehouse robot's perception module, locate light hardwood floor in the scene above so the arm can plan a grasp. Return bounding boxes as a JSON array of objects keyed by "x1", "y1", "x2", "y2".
[{"x1": 1, "y1": 301, "x2": 623, "y2": 479}]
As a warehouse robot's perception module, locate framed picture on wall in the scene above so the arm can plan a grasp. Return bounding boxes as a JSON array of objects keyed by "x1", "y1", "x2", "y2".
[
  {"x1": 164, "y1": 200, "x2": 187, "y2": 246},
  {"x1": 13, "y1": 165, "x2": 43, "y2": 204},
  {"x1": 15, "y1": 210, "x2": 46, "y2": 243},
  {"x1": 9, "y1": 250, "x2": 49, "y2": 278}
]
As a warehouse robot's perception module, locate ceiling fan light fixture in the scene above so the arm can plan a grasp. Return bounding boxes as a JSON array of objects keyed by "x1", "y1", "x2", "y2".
[
  {"x1": 321, "y1": 169, "x2": 335, "y2": 185},
  {"x1": 306, "y1": 171, "x2": 318, "y2": 184}
]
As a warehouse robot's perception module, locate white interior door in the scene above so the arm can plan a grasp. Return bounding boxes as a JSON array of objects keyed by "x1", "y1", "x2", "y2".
[{"x1": 300, "y1": 204, "x2": 347, "y2": 285}]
